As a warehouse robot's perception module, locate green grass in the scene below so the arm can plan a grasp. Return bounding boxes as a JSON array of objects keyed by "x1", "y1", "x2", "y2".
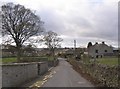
[
  {"x1": 97, "y1": 57, "x2": 118, "y2": 66},
  {"x1": 48, "y1": 56, "x2": 55, "y2": 61},
  {"x1": 2, "y1": 57, "x2": 17, "y2": 63},
  {"x1": 1, "y1": 56, "x2": 55, "y2": 63}
]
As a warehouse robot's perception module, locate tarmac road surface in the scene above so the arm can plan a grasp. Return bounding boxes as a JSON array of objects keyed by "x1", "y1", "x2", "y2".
[{"x1": 42, "y1": 58, "x2": 95, "y2": 87}]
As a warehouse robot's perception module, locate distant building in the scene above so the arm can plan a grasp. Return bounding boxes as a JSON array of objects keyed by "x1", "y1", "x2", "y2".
[
  {"x1": 65, "y1": 48, "x2": 74, "y2": 55},
  {"x1": 88, "y1": 42, "x2": 113, "y2": 58},
  {"x1": 1, "y1": 44, "x2": 17, "y2": 57},
  {"x1": 113, "y1": 48, "x2": 119, "y2": 56}
]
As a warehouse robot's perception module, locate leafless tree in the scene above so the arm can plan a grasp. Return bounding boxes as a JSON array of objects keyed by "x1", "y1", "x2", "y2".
[
  {"x1": 2, "y1": 3, "x2": 44, "y2": 61},
  {"x1": 43, "y1": 31, "x2": 63, "y2": 59},
  {"x1": 87, "y1": 42, "x2": 92, "y2": 48}
]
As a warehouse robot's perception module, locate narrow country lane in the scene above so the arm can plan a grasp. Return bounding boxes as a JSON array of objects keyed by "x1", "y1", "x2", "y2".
[{"x1": 42, "y1": 58, "x2": 95, "y2": 87}]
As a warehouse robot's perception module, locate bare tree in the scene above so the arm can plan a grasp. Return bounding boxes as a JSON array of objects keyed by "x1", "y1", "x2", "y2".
[
  {"x1": 2, "y1": 3, "x2": 44, "y2": 61},
  {"x1": 87, "y1": 42, "x2": 92, "y2": 48},
  {"x1": 43, "y1": 31, "x2": 63, "y2": 59}
]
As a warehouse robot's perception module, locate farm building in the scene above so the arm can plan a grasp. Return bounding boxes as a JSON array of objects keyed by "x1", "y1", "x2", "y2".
[{"x1": 88, "y1": 42, "x2": 113, "y2": 58}]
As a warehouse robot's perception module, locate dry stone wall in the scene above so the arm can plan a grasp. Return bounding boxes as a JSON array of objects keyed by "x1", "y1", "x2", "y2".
[
  {"x1": 78, "y1": 61, "x2": 119, "y2": 87},
  {"x1": 2, "y1": 62, "x2": 48, "y2": 87}
]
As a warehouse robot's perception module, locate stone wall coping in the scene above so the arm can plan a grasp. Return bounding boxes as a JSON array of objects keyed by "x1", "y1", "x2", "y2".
[{"x1": 0, "y1": 62, "x2": 47, "y2": 66}]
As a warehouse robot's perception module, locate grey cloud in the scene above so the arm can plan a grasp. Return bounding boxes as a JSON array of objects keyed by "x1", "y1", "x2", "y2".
[
  {"x1": 67, "y1": 16, "x2": 93, "y2": 29},
  {"x1": 37, "y1": 8, "x2": 66, "y2": 33},
  {"x1": 1, "y1": 0, "x2": 118, "y2": 47},
  {"x1": 37, "y1": 2, "x2": 118, "y2": 47},
  {"x1": 76, "y1": 3, "x2": 118, "y2": 42}
]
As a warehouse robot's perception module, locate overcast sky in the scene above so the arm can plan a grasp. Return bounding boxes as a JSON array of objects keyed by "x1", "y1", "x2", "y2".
[{"x1": 1, "y1": 0, "x2": 119, "y2": 48}]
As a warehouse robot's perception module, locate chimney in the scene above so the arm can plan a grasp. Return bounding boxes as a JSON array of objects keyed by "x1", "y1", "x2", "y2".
[
  {"x1": 102, "y1": 41, "x2": 105, "y2": 44},
  {"x1": 95, "y1": 42, "x2": 98, "y2": 45}
]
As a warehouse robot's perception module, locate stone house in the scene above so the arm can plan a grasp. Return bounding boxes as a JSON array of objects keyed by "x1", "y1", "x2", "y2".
[
  {"x1": 88, "y1": 42, "x2": 113, "y2": 58},
  {"x1": 113, "y1": 48, "x2": 119, "y2": 56}
]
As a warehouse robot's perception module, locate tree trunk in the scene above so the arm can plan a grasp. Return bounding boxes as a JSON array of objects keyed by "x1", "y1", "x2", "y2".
[
  {"x1": 16, "y1": 46, "x2": 22, "y2": 62},
  {"x1": 17, "y1": 48, "x2": 21, "y2": 62},
  {"x1": 17, "y1": 47, "x2": 20, "y2": 62},
  {"x1": 52, "y1": 48, "x2": 55, "y2": 60}
]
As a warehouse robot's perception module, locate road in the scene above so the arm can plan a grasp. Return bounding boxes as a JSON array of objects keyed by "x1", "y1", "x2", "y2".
[{"x1": 42, "y1": 58, "x2": 94, "y2": 87}]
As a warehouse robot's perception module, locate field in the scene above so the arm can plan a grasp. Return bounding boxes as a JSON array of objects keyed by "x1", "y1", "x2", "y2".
[
  {"x1": 0, "y1": 56, "x2": 55, "y2": 64},
  {"x1": 82, "y1": 55, "x2": 118, "y2": 66},
  {"x1": 0, "y1": 57, "x2": 17, "y2": 63},
  {"x1": 96, "y1": 57, "x2": 118, "y2": 66}
]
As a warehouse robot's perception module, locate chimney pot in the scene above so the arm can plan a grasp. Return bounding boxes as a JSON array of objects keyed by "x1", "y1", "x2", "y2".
[{"x1": 102, "y1": 41, "x2": 105, "y2": 44}]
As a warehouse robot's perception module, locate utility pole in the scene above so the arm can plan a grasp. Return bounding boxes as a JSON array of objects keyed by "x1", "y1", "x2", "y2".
[
  {"x1": 74, "y1": 40, "x2": 76, "y2": 59},
  {"x1": 74, "y1": 40, "x2": 76, "y2": 49}
]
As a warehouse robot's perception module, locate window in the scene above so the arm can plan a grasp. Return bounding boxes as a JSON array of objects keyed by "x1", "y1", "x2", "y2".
[
  {"x1": 96, "y1": 55, "x2": 98, "y2": 58},
  {"x1": 105, "y1": 50, "x2": 107, "y2": 52},
  {"x1": 95, "y1": 50, "x2": 98, "y2": 53}
]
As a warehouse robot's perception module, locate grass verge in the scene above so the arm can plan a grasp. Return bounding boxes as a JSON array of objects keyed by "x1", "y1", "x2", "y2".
[{"x1": 96, "y1": 57, "x2": 118, "y2": 66}]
